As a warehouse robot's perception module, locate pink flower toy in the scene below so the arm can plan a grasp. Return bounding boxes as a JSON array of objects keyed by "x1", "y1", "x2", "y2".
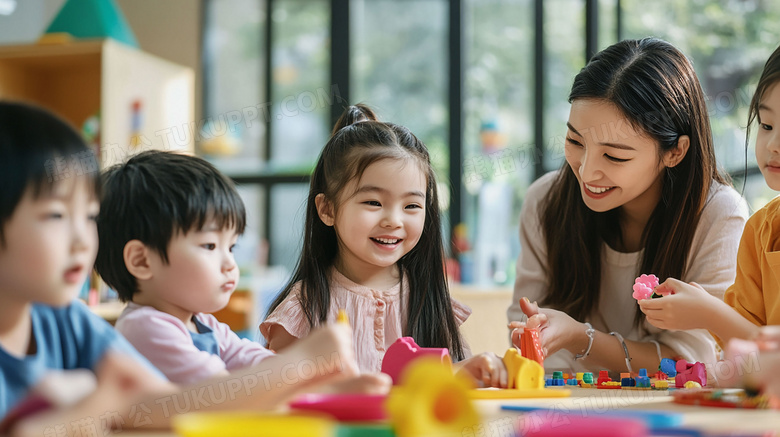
[{"x1": 632, "y1": 274, "x2": 659, "y2": 301}]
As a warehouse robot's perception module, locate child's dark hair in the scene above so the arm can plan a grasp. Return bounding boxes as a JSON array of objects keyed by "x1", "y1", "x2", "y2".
[
  {"x1": 95, "y1": 150, "x2": 246, "y2": 302},
  {"x1": 268, "y1": 104, "x2": 466, "y2": 360},
  {"x1": 0, "y1": 101, "x2": 99, "y2": 245},
  {"x1": 541, "y1": 38, "x2": 727, "y2": 325},
  {"x1": 747, "y1": 45, "x2": 780, "y2": 144}
]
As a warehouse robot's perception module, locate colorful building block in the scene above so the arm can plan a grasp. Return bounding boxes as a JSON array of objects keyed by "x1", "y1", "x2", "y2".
[
  {"x1": 635, "y1": 369, "x2": 651, "y2": 388},
  {"x1": 582, "y1": 372, "x2": 594, "y2": 384},
  {"x1": 597, "y1": 370, "x2": 611, "y2": 385},
  {"x1": 674, "y1": 360, "x2": 706, "y2": 388},
  {"x1": 659, "y1": 358, "x2": 677, "y2": 377},
  {"x1": 653, "y1": 380, "x2": 669, "y2": 390},
  {"x1": 597, "y1": 381, "x2": 622, "y2": 389}
]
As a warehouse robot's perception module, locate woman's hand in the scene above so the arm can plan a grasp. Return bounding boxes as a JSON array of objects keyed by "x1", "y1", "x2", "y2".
[
  {"x1": 638, "y1": 279, "x2": 719, "y2": 331},
  {"x1": 508, "y1": 297, "x2": 588, "y2": 357}
]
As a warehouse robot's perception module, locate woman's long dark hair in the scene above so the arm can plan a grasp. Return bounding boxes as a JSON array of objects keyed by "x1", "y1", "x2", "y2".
[
  {"x1": 541, "y1": 38, "x2": 728, "y2": 325},
  {"x1": 267, "y1": 104, "x2": 465, "y2": 360}
]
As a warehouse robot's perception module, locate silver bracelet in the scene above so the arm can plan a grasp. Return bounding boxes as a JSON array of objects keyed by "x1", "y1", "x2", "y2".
[
  {"x1": 610, "y1": 331, "x2": 633, "y2": 374},
  {"x1": 574, "y1": 322, "x2": 595, "y2": 361}
]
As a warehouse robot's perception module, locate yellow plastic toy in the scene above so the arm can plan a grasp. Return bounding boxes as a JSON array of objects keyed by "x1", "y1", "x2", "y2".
[
  {"x1": 684, "y1": 381, "x2": 702, "y2": 389},
  {"x1": 470, "y1": 349, "x2": 570, "y2": 399},
  {"x1": 386, "y1": 358, "x2": 480, "y2": 437},
  {"x1": 172, "y1": 412, "x2": 335, "y2": 437},
  {"x1": 504, "y1": 348, "x2": 544, "y2": 389}
]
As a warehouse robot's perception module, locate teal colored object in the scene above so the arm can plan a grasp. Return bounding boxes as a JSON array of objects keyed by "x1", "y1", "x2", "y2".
[
  {"x1": 44, "y1": 0, "x2": 138, "y2": 47},
  {"x1": 582, "y1": 372, "x2": 594, "y2": 384}
]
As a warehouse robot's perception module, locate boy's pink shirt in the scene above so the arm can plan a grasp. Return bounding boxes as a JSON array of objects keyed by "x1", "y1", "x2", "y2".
[
  {"x1": 260, "y1": 268, "x2": 472, "y2": 373},
  {"x1": 116, "y1": 303, "x2": 274, "y2": 384}
]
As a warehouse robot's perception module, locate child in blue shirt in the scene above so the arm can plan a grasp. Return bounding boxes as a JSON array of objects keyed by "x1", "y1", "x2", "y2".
[{"x1": 0, "y1": 102, "x2": 379, "y2": 437}]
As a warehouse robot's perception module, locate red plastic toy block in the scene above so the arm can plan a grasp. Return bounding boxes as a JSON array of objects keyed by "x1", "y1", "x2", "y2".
[
  {"x1": 518, "y1": 328, "x2": 545, "y2": 366},
  {"x1": 597, "y1": 370, "x2": 611, "y2": 385}
]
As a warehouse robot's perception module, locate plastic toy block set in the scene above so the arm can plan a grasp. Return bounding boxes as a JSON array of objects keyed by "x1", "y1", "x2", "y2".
[{"x1": 544, "y1": 357, "x2": 707, "y2": 390}]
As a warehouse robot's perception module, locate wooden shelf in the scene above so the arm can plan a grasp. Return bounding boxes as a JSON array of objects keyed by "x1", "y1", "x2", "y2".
[{"x1": 0, "y1": 39, "x2": 195, "y2": 167}]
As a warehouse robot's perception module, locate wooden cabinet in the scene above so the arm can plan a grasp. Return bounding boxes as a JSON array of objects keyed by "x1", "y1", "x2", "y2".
[{"x1": 0, "y1": 39, "x2": 194, "y2": 166}]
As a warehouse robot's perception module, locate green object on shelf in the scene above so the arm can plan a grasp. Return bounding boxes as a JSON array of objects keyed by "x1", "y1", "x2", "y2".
[
  {"x1": 582, "y1": 372, "x2": 594, "y2": 384},
  {"x1": 552, "y1": 371, "x2": 563, "y2": 380},
  {"x1": 44, "y1": 0, "x2": 138, "y2": 48}
]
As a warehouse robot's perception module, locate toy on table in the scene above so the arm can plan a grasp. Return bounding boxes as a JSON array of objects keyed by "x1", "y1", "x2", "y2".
[
  {"x1": 172, "y1": 412, "x2": 336, "y2": 437},
  {"x1": 380, "y1": 337, "x2": 451, "y2": 385},
  {"x1": 472, "y1": 349, "x2": 570, "y2": 399},
  {"x1": 635, "y1": 369, "x2": 651, "y2": 388},
  {"x1": 516, "y1": 327, "x2": 545, "y2": 365},
  {"x1": 546, "y1": 371, "x2": 566, "y2": 387},
  {"x1": 659, "y1": 357, "x2": 677, "y2": 377},
  {"x1": 503, "y1": 348, "x2": 544, "y2": 389},
  {"x1": 386, "y1": 358, "x2": 480, "y2": 437},
  {"x1": 289, "y1": 393, "x2": 387, "y2": 422},
  {"x1": 675, "y1": 359, "x2": 707, "y2": 388},
  {"x1": 580, "y1": 372, "x2": 595, "y2": 387}
]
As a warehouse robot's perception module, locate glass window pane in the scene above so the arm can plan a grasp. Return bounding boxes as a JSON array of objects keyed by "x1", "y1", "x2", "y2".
[
  {"x1": 543, "y1": 0, "x2": 585, "y2": 172},
  {"x1": 234, "y1": 184, "x2": 266, "y2": 271},
  {"x1": 622, "y1": 0, "x2": 780, "y2": 182},
  {"x1": 462, "y1": 0, "x2": 534, "y2": 286},
  {"x1": 202, "y1": 0, "x2": 266, "y2": 174},
  {"x1": 269, "y1": 183, "x2": 309, "y2": 270},
  {"x1": 270, "y1": 0, "x2": 330, "y2": 170},
  {"x1": 598, "y1": 0, "x2": 618, "y2": 50},
  {"x1": 351, "y1": 0, "x2": 449, "y2": 180}
]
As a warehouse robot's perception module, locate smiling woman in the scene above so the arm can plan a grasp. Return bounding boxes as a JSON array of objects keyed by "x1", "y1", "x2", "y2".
[{"x1": 507, "y1": 38, "x2": 749, "y2": 376}]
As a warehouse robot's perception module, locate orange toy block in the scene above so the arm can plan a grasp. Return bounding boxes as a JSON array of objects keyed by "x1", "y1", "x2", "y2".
[{"x1": 518, "y1": 328, "x2": 545, "y2": 366}]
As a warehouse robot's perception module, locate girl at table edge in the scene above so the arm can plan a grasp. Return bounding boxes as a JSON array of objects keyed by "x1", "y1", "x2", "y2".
[{"x1": 507, "y1": 37, "x2": 748, "y2": 375}]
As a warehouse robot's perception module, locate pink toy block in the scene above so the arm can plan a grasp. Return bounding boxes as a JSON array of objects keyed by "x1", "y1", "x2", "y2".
[
  {"x1": 674, "y1": 360, "x2": 707, "y2": 388},
  {"x1": 380, "y1": 337, "x2": 450, "y2": 385}
]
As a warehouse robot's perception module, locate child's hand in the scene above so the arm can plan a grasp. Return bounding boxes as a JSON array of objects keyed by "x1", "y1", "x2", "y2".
[
  {"x1": 314, "y1": 372, "x2": 392, "y2": 395},
  {"x1": 508, "y1": 297, "x2": 586, "y2": 358},
  {"x1": 638, "y1": 279, "x2": 719, "y2": 331},
  {"x1": 754, "y1": 325, "x2": 780, "y2": 351},
  {"x1": 290, "y1": 324, "x2": 360, "y2": 381},
  {"x1": 454, "y1": 353, "x2": 508, "y2": 388}
]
